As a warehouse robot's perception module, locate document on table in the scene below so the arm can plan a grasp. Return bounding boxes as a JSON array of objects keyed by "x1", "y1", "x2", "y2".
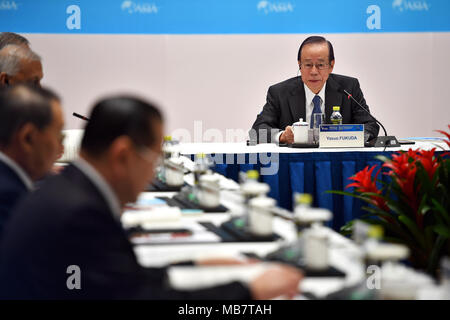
[{"x1": 130, "y1": 221, "x2": 221, "y2": 245}]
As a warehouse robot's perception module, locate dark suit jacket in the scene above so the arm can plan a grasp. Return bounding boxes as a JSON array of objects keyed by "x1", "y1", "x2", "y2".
[
  {"x1": 0, "y1": 164, "x2": 251, "y2": 300},
  {"x1": 250, "y1": 73, "x2": 379, "y2": 143},
  {"x1": 0, "y1": 161, "x2": 29, "y2": 241}
]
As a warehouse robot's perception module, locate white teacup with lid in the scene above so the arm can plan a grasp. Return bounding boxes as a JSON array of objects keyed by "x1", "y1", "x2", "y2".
[
  {"x1": 164, "y1": 157, "x2": 185, "y2": 187},
  {"x1": 304, "y1": 226, "x2": 329, "y2": 270},
  {"x1": 292, "y1": 118, "x2": 309, "y2": 144},
  {"x1": 248, "y1": 196, "x2": 275, "y2": 236},
  {"x1": 197, "y1": 174, "x2": 221, "y2": 208}
]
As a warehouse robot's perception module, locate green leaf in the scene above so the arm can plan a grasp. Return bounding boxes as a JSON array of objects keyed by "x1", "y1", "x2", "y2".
[
  {"x1": 420, "y1": 205, "x2": 431, "y2": 216},
  {"x1": 326, "y1": 190, "x2": 384, "y2": 207},
  {"x1": 414, "y1": 166, "x2": 434, "y2": 198},
  {"x1": 435, "y1": 184, "x2": 449, "y2": 204},
  {"x1": 433, "y1": 225, "x2": 450, "y2": 238},
  {"x1": 374, "y1": 155, "x2": 391, "y2": 163},
  {"x1": 382, "y1": 236, "x2": 406, "y2": 245},
  {"x1": 359, "y1": 207, "x2": 419, "y2": 249},
  {"x1": 340, "y1": 221, "x2": 354, "y2": 236},
  {"x1": 418, "y1": 194, "x2": 430, "y2": 216},
  {"x1": 359, "y1": 192, "x2": 385, "y2": 199},
  {"x1": 386, "y1": 200, "x2": 415, "y2": 220},
  {"x1": 428, "y1": 235, "x2": 449, "y2": 274},
  {"x1": 398, "y1": 215, "x2": 427, "y2": 249},
  {"x1": 431, "y1": 199, "x2": 450, "y2": 226},
  {"x1": 326, "y1": 190, "x2": 360, "y2": 197},
  {"x1": 424, "y1": 226, "x2": 435, "y2": 252}
]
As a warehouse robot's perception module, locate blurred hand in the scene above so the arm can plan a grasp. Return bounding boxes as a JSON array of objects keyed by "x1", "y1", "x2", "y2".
[
  {"x1": 50, "y1": 164, "x2": 65, "y2": 175},
  {"x1": 196, "y1": 257, "x2": 260, "y2": 266},
  {"x1": 249, "y1": 264, "x2": 303, "y2": 300},
  {"x1": 279, "y1": 126, "x2": 294, "y2": 144}
]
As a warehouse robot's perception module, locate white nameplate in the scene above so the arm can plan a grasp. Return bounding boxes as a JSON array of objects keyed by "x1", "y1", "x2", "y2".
[{"x1": 319, "y1": 124, "x2": 364, "y2": 148}]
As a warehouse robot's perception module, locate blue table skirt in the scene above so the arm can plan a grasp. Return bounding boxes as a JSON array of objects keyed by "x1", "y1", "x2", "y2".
[{"x1": 191, "y1": 151, "x2": 405, "y2": 231}]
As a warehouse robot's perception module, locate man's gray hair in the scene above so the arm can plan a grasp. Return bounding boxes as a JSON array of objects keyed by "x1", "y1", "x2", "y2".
[
  {"x1": 0, "y1": 32, "x2": 30, "y2": 50},
  {"x1": 0, "y1": 44, "x2": 41, "y2": 76}
]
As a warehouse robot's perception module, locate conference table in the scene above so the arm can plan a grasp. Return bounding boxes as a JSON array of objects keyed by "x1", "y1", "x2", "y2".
[
  {"x1": 128, "y1": 188, "x2": 441, "y2": 300},
  {"x1": 60, "y1": 130, "x2": 448, "y2": 231},
  {"x1": 122, "y1": 155, "x2": 444, "y2": 299},
  {"x1": 174, "y1": 139, "x2": 448, "y2": 231},
  {"x1": 128, "y1": 190, "x2": 366, "y2": 299}
]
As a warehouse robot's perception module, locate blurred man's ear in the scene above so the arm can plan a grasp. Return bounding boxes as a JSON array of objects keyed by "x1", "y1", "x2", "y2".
[
  {"x1": 16, "y1": 123, "x2": 38, "y2": 153},
  {"x1": 0, "y1": 72, "x2": 9, "y2": 86},
  {"x1": 110, "y1": 136, "x2": 133, "y2": 161},
  {"x1": 108, "y1": 136, "x2": 134, "y2": 175}
]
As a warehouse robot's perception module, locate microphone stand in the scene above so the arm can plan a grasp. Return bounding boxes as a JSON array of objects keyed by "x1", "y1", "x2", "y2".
[
  {"x1": 72, "y1": 112, "x2": 89, "y2": 121},
  {"x1": 342, "y1": 89, "x2": 400, "y2": 149}
]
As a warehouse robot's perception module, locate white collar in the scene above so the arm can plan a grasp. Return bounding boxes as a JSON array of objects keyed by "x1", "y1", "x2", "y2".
[
  {"x1": 72, "y1": 158, "x2": 122, "y2": 221},
  {"x1": 0, "y1": 151, "x2": 33, "y2": 191},
  {"x1": 304, "y1": 82, "x2": 326, "y2": 107}
]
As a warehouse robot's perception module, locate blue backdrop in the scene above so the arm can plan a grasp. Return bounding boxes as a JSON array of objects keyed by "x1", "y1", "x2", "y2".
[{"x1": 1, "y1": 0, "x2": 448, "y2": 34}]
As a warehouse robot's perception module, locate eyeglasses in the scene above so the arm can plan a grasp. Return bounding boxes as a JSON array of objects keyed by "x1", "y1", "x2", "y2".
[
  {"x1": 135, "y1": 145, "x2": 162, "y2": 167},
  {"x1": 300, "y1": 62, "x2": 330, "y2": 70},
  {"x1": 59, "y1": 132, "x2": 66, "y2": 144}
]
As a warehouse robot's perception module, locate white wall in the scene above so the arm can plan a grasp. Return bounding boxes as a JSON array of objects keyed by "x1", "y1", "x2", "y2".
[{"x1": 26, "y1": 32, "x2": 450, "y2": 141}]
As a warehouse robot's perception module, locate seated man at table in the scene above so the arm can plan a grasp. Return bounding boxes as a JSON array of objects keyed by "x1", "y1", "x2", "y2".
[
  {"x1": 0, "y1": 43, "x2": 65, "y2": 171},
  {"x1": 250, "y1": 36, "x2": 379, "y2": 144},
  {"x1": 0, "y1": 44, "x2": 43, "y2": 88},
  {"x1": 0, "y1": 84, "x2": 64, "y2": 240},
  {"x1": 0, "y1": 95, "x2": 303, "y2": 299}
]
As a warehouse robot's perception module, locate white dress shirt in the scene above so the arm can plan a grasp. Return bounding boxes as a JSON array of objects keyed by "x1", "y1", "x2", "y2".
[
  {"x1": 72, "y1": 158, "x2": 122, "y2": 221},
  {"x1": 304, "y1": 82, "x2": 326, "y2": 125},
  {"x1": 277, "y1": 82, "x2": 327, "y2": 142}
]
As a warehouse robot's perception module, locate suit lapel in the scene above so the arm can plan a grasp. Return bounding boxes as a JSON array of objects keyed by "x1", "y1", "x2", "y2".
[
  {"x1": 288, "y1": 77, "x2": 306, "y2": 124},
  {"x1": 325, "y1": 75, "x2": 343, "y2": 124}
]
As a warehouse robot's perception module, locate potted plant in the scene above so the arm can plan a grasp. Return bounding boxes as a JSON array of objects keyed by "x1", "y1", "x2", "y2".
[{"x1": 331, "y1": 126, "x2": 450, "y2": 275}]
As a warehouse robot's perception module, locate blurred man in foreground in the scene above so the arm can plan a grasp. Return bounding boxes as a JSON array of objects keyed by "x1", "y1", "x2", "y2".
[
  {"x1": 0, "y1": 84, "x2": 64, "y2": 239},
  {"x1": 0, "y1": 95, "x2": 302, "y2": 299}
]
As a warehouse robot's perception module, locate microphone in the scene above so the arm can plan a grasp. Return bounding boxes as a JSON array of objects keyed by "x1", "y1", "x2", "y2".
[
  {"x1": 72, "y1": 112, "x2": 89, "y2": 121},
  {"x1": 338, "y1": 88, "x2": 400, "y2": 148}
]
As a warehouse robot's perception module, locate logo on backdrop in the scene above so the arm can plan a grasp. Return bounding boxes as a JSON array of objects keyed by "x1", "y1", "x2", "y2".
[
  {"x1": 121, "y1": 1, "x2": 158, "y2": 14},
  {"x1": 66, "y1": 5, "x2": 81, "y2": 30},
  {"x1": 392, "y1": 0, "x2": 431, "y2": 12},
  {"x1": 0, "y1": 1, "x2": 18, "y2": 10},
  {"x1": 256, "y1": 1, "x2": 294, "y2": 14},
  {"x1": 366, "y1": 5, "x2": 381, "y2": 30}
]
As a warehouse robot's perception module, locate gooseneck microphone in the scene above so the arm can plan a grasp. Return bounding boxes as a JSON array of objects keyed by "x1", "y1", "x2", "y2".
[
  {"x1": 339, "y1": 88, "x2": 400, "y2": 148},
  {"x1": 72, "y1": 112, "x2": 89, "y2": 121},
  {"x1": 340, "y1": 89, "x2": 387, "y2": 136}
]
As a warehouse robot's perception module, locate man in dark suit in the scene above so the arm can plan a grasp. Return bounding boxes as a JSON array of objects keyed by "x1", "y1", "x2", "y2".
[
  {"x1": 0, "y1": 96, "x2": 302, "y2": 299},
  {"x1": 250, "y1": 36, "x2": 379, "y2": 144},
  {"x1": 0, "y1": 35, "x2": 65, "y2": 167},
  {"x1": 0, "y1": 85, "x2": 64, "y2": 240}
]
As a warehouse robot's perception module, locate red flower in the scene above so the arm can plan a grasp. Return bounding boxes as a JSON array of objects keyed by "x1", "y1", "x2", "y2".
[
  {"x1": 435, "y1": 125, "x2": 450, "y2": 158},
  {"x1": 347, "y1": 165, "x2": 389, "y2": 212},
  {"x1": 383, "y1": 151, "x2": 417, "y2": 200},
  {"x1": 417, "y1": 149, "x2": 438, "y2": 181},
  {"x1": 435, "y1": 124, "x2": 450, "y2": 149},
  {"x1": 381, "y1": 148, "x2": 442, "y2": 229}
]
